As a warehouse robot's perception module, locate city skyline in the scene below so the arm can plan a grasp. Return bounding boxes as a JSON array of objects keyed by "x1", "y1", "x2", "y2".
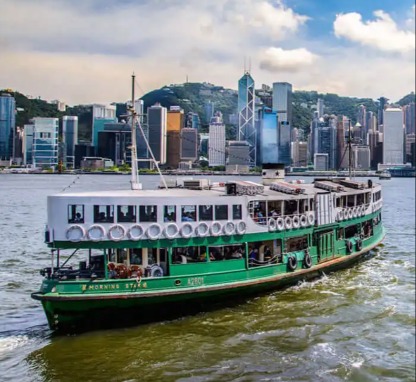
[{"x1": 0, "y1": 0, "x2": 414, "y2": 105}]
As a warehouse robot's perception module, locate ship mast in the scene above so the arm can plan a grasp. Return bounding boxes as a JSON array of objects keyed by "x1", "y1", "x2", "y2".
[{"x1": 130, "y1": 74, "x2": 141, "y2": 190}]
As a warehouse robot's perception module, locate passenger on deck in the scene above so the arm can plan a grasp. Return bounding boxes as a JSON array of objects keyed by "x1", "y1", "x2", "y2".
[
  {"x1": 74, "y1": 212, "x2": 82, "y2": 222},
  {"x1": 264, "y1": 246, "x2": 272, "y2": 260}
]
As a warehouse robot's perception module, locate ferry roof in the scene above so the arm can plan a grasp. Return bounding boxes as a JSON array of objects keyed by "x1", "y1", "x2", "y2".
[{"x1": 54, "y1": 180, "x2": 376, "y2": 200}]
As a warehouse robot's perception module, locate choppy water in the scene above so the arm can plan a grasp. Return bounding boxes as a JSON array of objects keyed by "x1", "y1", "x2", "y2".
[{"x1": 0, "y1": 174, "x2": 414, "y2": 382}]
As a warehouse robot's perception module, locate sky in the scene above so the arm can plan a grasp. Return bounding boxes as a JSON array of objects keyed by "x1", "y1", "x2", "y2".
[{"x1": 0, "y1": 0, "x2": 414, "y2": 105}]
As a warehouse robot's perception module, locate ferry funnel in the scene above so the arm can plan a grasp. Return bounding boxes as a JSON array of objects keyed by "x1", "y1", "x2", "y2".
[{"x1": 262, "y1": 163, "x2": 285, "y2": 185}]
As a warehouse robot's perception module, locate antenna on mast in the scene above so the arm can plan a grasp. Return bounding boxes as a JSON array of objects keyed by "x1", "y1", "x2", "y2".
[
  {"x1": 248, "y1": 56, "x2": 251, "y2": 74},
  {"x1": 244, "y1": 56, "x2": 246, "y2": 73}
]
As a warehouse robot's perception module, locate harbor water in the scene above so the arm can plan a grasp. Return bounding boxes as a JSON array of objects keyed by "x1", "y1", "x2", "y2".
[{"x1": 0, "y1": 174, "x2": 414, "y2": 381}]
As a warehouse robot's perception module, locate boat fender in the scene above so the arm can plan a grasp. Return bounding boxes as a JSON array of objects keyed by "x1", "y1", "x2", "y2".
[
  {"x1": 276, "y1": 217, "x2": 285, "y2": 231},
  {"x1": 87, "y1": 224, "x2": 106, "y2": 242},
  {"x1": 284, "y1": 216, "x2": 293, "y2": 229},
  {"x1": 236, "y1": 221, "x2": 246, "y2": 235},
  {"x1": 196, "y1": 222, "x2": 209, "y2": 237},
  {"x1": 268, "y1": 218, "x2": 277, "y2": 232},
  {"x1": 180, "y1": 223, "x2": 194, "y2": 238},
  {"x1": 128, "y1": 224, "x2": 144, "y2": 241},
  {"x1": 345, "y1": 239, "x2": 353, "y2": 253},
  {"x1": 307, "y1": 212, "x2": 314, "y2": 226},
  {"x1": 300, "y1": 215, "x2": 308, "y2": 227},
  {"x1": 210, "y1": 222, "x2": 222, "y2": 236},
  {"x1": 147, "y1": 224, "x2": 162, "y2": 240},
  {"x1": 292, "y1": 215, "x2": 300, "y2": 229},
  {"x1": 303, "y1": 251, "x2": 312, "y2": 268},
  {"x1": 356, "y1": 239, "x2": 362, "y2": 251},
  {"x1": 108, "y1": 224, "x2": 126, "y2": 241},
  {"x1": 150, "y1": 265, "x2": 163, "y2": 277},
  {"x1": 66, "y1": 225, "x2": 85, "y2": 242},
  {"x1": 287, "y1": 255, "x2": 297, "y2": 271},
  {"x1": 223, "y1": 221, "x2": 235, "y2": 235},
  {"x1": 164, "y1": 223, "x2": 179, "y2": 239}
]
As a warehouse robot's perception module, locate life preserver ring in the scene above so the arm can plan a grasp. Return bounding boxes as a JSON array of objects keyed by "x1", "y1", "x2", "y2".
[
  {"x1": 307, "y1": 212, "x2": 314, "y2": 226},
  {"x1": 276, "y1": 217, "x2": 284, "y2": 231},
  {"x1": 292, "y1": 215, "x2": 300, "y2": 229},
  {"x1": 284, "y1": 216, "x2": 293, "y2": 229},
  {"x1": 210, "y1": 222, "x2": 222, "y2": 236},
  {"x1": 108, "y1": 224, "x2": 126, "y2": 241},
  {"x1": 348, "y1": 208, "x2": 353, "y2": 219},
  {"x1": 268, "y1": 218, "x2": 277, "y2": 232},
  {"x1": 361, "y1": 205, "x2": 366, "y2": 216},
  {"x1": 66, "y1": 225, "x2": 85, "y2": 242},
  {"x1": 356, "y1": 239, "x2": 362, "y2": 251},
  {"x1": 345, "y1": 239, "x2": 353, "y2": 253},
  {"x1": 164, "y1": 223, "x2": 179, "y2": 239},
  {"x1": 303, "y1": 251, "x2": 312, "y2": 268},
  {"x1": 87, "y1": 224, "x2": 105, "y2": 242},
  {"x1": 223, "y1": 221, "x2": 235, "y2": 235},
  {"x1": 150, "y1": 265, "x2": 163, "y2": 277},
  {"x1": 287, "y1": 255, "x2": 297, "y2": 271},
  {"x1": 236, "y1": 221, "x2": 246, "y2": 235},
  {"x1": 147, "y1": 224, "x2": 162, "y2": 240},
  {"x1": 180, "y1": 223, "x2": 193, "y2": 238},
  {"x1": 352, "y1": 207, "x2": 358, "y2": 218},
  {"x1": 300, "y1": 214, "x2": 308, "y2": 227},
  {"x1": 196, "y1": 222, "x2": 209, "y2": 237},
  {"x1": 128, "y1": 224, "x2": 144, "y2": 240}
]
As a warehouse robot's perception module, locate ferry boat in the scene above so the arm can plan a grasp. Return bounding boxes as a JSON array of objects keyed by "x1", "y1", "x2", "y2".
[
  {"x1": 31, "y1": 77, "x2": 385, "y2": 332},
  {"x1": 378, "y1": 170, "x2": 392, "y2": 180}
]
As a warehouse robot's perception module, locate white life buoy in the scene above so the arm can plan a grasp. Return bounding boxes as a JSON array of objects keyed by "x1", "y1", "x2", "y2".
[
  {"x1": 210, "y1": 222, "x2": 222, "y2": 236},
  {"x1": 164, "y1": 223, "x2": 179, "y2": 239},
  {"x1": 361, "y1": 205, "x2": 366, "y2": 216},
  {"x1": 284, "y1": 216, "x2": 293, "y2": 229},
  {"x1": 196, "y1": 222, "x2": 209, "y2": 237},
  {"x1": 236, "y1": 221, "x2": 246, "y2": 235},
  {"x1": 108, "y1": 224, "x2": 126, "y2": 241},
  {"x1": 268, "y1": 218, "x2": 277, "y2": 232},
  {"x1": 147, "y1": 224, "x2": 162, "y2": 240},
  {"x1": 150, "y1": 265, "x2": 164, "y2": 277},
  {"x1": 66, "y1": 225, "x2": 85, "y2": 242},
  {"x1": 300, "y1": 214, "x2": 308, "y2": 227},
  {"x1": 223, "y1": 221, "x2": 235, "y2": 235},
  {"x1": 348, "y1": 208, "x2": 354, "y2": 219},
  {"x1": 352, "y1": 207, "x2": 358, "y2": 218},
  {"x1": 276, "y1": 217, "x2": 284, "y2": 231},
  {"x1": 337, "y1": 210, "x2": 344, "y2": 221},
  {"x1": 292, "y1": 215, "x2": 300, "y2": 229},
  {"x1": 87, "y1": 224, "x2": 106, "y2": 242},
  {"x1": 128, "y1": 224, "x2": 144, "y2": 241},
  {"x1": 307, "y1": 212, "x2": 315, "y2": 226},
  {"x1": 180, "y1": 223, "x2": 193, "y2": 238}
]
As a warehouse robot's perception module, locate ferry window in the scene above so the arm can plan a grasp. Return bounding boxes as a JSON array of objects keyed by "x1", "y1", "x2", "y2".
[
  {"x1": 223, "y1": 245, "x2": 245, "y2": 260},
  {"x1": 94, "y1": 205, "x2": 114, "y2": 223},
  {"x1": 337, "y1": 228, "x2": 344, "y2": 240},
  {"x1": 284, "y1": 200, "x2": 298, "y2": 216},
  {"x1": 199, "y1": 205, "x2": 213, "y2": 221},
  {"x1": 130, "y1": 248, "x2": 142, "y2": 265},
  {"x1": 117, "y1": 205, "x2": 136, "y2": 223},
  {"x1": 249, "y1": 201, "x2": 266, "y2": 224},
  {"x1": 299, "y1": 199, "x2": 308, "y2": 213},
  {"x1": 347, "y1": 195, "x2": 355, "y2": 207},
  {"x1": 181, "y1": 205, "x2": 196, "y2": 222},
  {"x1": 336, "y1": 197, "x2": 341, "y2": 208},
  {"x1": 285, "y1": 235, "x2": 308, "y2": 252},
  {"x1": 357, "y1": 193, "x2": 364, "y2": 205},
  {"x1": 345, "y1": 224, "x2": 359, "y2": 238},
  {"x1": 164, "y1": 205, "x2": 176, "y2": 222},
  {"x1": 139, "y1": 205, "x2": 157, "y2": 222},
  {"x1": 268, "y1": 201, "x2": 282, "y2": 216},
  {"x1": 68, "y1": 204, "x2": 84, "y2": 223},
  {"x1": 172, "y1": 246, "x2": 204, "y2": 263},
  {"x1": 215, "y1": 205, "x2": 228, "y2": 220},
  {"x1": 233, "y1": 205, "x2": 242, "y2": 219}
]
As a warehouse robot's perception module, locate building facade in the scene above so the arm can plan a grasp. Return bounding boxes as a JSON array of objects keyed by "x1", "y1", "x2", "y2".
[
  {"x1": 147, "y1": 103, "x2": 167, "y2": 165},
  {"x1": 0, "y1": 93, "x2": 16, "y2": 161},
  {"x1": 208, "y1": 112, "x2": 226, "y2": 166},
  {"x1": 62, "y1": 116, "x2": 78, "y2": 168},
  {"x1": 31, "y1": 118, "x2": 59, "y2": 168},
  {"x1": 382, "y1": 108, "x2": 404, "y2": 165}
]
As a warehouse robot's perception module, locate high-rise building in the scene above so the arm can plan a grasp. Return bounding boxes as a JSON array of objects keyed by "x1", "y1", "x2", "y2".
[
  {"x1": 377, "y1": 97, "x2": 389, "y2": 127},
  {"x1": 208, "y1": 112, "x2": 226, "y2": 166},
  {"x1": 382, "y1": 108, "x2": 404, "y2": 165},
  {"x1": 238, "y1": 72, "x2": 256, "y2": 165},
  {"x1": 272, "y1": 82, "x2": 292, "y2": 127},
  {"x1": 357, "y1": 105, "x2": 366, "y2": 132},
  {"x1": 317, "y1": 98, "x2": 324, "y2": 118},
  {"x1": 204, "y1": 101, "x2": 215, "y2": 124},
  {"x1": 404, "y1": 102, "x2": 415, "y2": 134},
  {"x1": 405, "y1": 133, "x2": 415, "y2": 163},
  {"x1": 92, "y1": 117, "x2": 118, "y2": 149},
  {"x1": 147, "y1": 103, "x2": 167, "y2": 165},
  {"x1": 258, "y1": 106, "x2": 278, "y2": 164},
  {"x1": 180, "y1": 128, "x2": 198, "y2": 162},
  {"x1": 62, "y1": 116, "x2": 78, "y2": 169},
  {"x1": 97, "y1": 123, "x2": 132, "y2": 166},
  {"x1": 22, "y1": 124, "x2": 34, "y2": 165},
  {"x1": 0, "y1": 93, "x2": 16, "y2": 161},
  {"x1": 291, "y1": 141, "x2": 308, "y2": 167},
  {"x1": 226, "y1": 141, "x2": 250, "y2": 173},
  {"x1": 352, "y1": 145, "x2": 371, "y2": 170},
  {"x1": 31, "y1": 118, "x2": 59, "y2": 168},
  {"x1": 314, "y1": 153, "x2": 329, "y2": 171},
  {"x1": 316, "y1": 125, "x2": 337, "y2": 170},
  {"x1": 166, "y1": 106, "x2": 184, "y2": 168}
]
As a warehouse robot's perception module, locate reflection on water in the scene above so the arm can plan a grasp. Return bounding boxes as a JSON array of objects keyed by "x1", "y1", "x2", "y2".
[{"x1": 0, "y1": 175, "x2": 414, "y2": 381}]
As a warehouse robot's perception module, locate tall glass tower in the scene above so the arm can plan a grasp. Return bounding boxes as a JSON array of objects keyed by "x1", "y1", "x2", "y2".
[
  {"x1": 238, "y1": 72, "x2": 256, "y2": 165},
  {"x1": 0, "y1": 93, "x2": 16, "y2": 161}
]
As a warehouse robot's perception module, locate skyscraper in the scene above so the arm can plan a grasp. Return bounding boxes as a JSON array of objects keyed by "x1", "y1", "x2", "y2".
[
  {"x1": 404, "y1": 102, "x2": 415, "y2": 134},
  {"x1": 208, "y1": 112, "x2": 226, "y2": 166},
  {"x1": 180, "y1": 128, "x2": 198, "y2": 162},
  {"x1": 0, "y1": 93, "x2": 16, "y2": 161},
  {"x1": 272, "y1": 82, "x2": 292, "y2": 127},
  {"x1": 377, "y1": 97, "x2": 389, "y2": 127},
  {"x1": 147, "y1": 103, "x2": 167, "y2": 165},
  {"x1": 62, "y1": 116, "x2": 78, "y2": 168},
  {"x1": 317, "y1": 98, "x2": 324, "y2": 118},
  {"x1": 238, "y1": 71, "x2": 256, "y2": 165},
  {"x1": 258, "y1": 106, "x2": 278, "y2": 164},
  {"x1": 166, "y1": 106, "x2": 184, "y2": 168},
  {"x1": 31, "y1": 118, "x2": 59, "y2": 168},
  {"x1": 382, "y1": 108, "x2": 404, "y2": 165}
]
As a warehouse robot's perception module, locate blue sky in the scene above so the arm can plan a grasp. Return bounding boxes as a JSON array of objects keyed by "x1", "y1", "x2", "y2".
[{"x1": 0, "y1": 0, "x2": 414, "y2": 104}]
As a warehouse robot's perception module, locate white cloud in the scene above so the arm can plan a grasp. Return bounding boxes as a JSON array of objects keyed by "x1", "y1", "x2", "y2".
[
  {"x1": 334, "y1": 9, "x2": 415, "y2": 53},
  {"x1": 259, "y1": 47, "x2": 318, "y2": 73}
]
